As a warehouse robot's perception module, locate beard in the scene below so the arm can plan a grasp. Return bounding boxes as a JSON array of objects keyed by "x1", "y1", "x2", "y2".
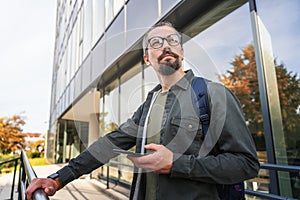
[
  {"x1": 158, "y1": 58, "x2": 181, "y2": 76},
  {"x1": 157, "y1": 48, "x2": 181, "y2": 76}
]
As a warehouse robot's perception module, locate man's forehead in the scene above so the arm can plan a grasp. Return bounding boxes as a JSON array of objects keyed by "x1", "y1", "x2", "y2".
[{"x1": 147, "y1": 25, "x2": 178, "y2": 38}]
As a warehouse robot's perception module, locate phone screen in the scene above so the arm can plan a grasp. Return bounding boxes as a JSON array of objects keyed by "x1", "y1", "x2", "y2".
[{"x1": 113, "y1": 149, "x2": 148, "y2": 157}]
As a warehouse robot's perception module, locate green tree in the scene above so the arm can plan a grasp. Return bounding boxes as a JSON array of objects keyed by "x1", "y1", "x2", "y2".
[
  {"x1": 219, "y1": 44, "x2": 300, "y2": 150},
  {"x1": 0, "y1": 115, "x2": 25, "y2": 154}
]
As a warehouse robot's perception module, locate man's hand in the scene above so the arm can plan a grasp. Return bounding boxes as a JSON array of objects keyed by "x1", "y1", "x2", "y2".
[
  {"x1": 25, "y1": 178, "x2": 59, "y2": 200},
  {"x1": 127, "y1": 143, "x2": 173, "y2": 174}
]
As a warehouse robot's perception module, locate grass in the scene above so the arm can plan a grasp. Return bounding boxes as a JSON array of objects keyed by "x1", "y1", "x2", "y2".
[{"x1": 28, "y1": 157, "x2": 50, "y2": 166}]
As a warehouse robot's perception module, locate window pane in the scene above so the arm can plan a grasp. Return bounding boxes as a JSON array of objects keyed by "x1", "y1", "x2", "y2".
[
  {"x1": 83, "y1": 0, "x2": 92, "y2": 59},
  {"x1": 144, "y1": 65, "x2": 159, "y2": 101},
  {"x1": 92, "y1": 0, "x2": 105, "y2": 46},
  {"x1": 256, "y1": 1, "x2": 300, "y2": 198},
  {"x1": 103, "y1": 81, "x2": 119, "y2": 135},
  {"x1": 118, "y1": 63, "x2": 142, "y2": 185},
  {"x1": 113, "y1": 0, "x2": 124, "y2": 15},
  {"x1": 120, "y1": 63, "x2": 142, "y2": 122},
  {"x1": 105, "y1": 0, "x2": 114, "y2": 27}
]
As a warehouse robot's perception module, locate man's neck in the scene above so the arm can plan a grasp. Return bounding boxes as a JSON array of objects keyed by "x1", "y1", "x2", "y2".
[{"x1": 158, "y1": 70, "x2": 186, "y2": 92}]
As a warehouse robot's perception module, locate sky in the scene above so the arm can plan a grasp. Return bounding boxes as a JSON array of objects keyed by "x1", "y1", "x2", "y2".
[{"x1": 0, "y1": 1, "x2": 56, "y2": 133}]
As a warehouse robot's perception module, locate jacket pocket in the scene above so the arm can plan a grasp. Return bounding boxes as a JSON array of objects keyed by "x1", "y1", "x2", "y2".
[{"x1": 168, "y1": 117, "x2": 203, "y2": 155}]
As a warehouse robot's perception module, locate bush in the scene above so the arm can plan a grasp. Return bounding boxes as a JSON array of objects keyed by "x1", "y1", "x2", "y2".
[
  {"x1": 0, "y1": 154, "x2": 20, "y2": 174},
  {"x1": 26, "y1": 151, "x2": 41, "y2": 159}
]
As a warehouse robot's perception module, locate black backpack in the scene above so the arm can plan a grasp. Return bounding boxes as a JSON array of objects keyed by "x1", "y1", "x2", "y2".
[{"x1": 191, "y1": 77, "x2": 245, "y2": 200}]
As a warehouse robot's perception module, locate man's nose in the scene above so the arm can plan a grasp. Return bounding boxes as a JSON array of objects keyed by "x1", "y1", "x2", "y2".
[
  {"x1": 161, "y1": 38, "x2": 171, "y2": 49},
  {"x1": 162, "y1": 47, "x2": 172, "y2": 54}
]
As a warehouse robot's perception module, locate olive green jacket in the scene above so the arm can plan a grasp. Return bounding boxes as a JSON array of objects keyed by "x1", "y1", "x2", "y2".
[{"x1": 56, "y1": 70, "x2": 259, "y2": 200}]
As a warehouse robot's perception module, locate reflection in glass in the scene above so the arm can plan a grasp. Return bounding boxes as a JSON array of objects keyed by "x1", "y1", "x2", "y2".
[{"x1": 193, "y1": 2, "x2": 268, "y2": 194}]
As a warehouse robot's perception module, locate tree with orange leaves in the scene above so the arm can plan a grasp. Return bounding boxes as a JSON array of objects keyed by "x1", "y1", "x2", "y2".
[
  {"x1": 219, "y1": 44, "x2": 300, "y2": 150},
  {"x1": 0, "y1": 115, "x2": 25, "y2": 154}
]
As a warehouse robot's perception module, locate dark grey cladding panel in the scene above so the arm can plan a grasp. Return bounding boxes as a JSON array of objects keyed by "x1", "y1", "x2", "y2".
[
  {"x1": 74, "y1": 67, "x2": 82, "y2": 101},
  {"x1": 91, "y1": 39, "x2": 105, "y2": 83},
  {"x1": 82, "y1": 55, "x2": 92, "y2": 90},
  {"x1": 106, "y1": 9, "x2": 125, "y2": 68}
]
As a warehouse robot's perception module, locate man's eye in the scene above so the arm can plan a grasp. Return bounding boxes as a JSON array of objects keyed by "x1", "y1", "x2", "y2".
[
  {"x1": 150, "y1": 38, "x2": 162, "y2": 47},
  {"x1": 168, "y1": 35, "x2": 179, "y2": 44}
]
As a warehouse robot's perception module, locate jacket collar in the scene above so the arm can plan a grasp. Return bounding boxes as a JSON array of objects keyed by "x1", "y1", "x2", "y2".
[{"x1": 150, "y1": 69, "x2": 195, "y2": 93}]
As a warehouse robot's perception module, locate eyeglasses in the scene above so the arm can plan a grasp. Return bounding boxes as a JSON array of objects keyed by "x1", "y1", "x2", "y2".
[{"x1": 147, "y1": 34, "x2": 181, "y2": 49}]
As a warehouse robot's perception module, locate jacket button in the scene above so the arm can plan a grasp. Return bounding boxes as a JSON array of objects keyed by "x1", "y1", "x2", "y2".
[{"x1": 188, "y1": 124, "x2": 193, "y2": 129}]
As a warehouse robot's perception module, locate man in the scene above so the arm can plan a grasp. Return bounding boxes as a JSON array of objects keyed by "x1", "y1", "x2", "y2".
[{"x1": 26, "y1": 22, "x2": 259, "y2": 200}]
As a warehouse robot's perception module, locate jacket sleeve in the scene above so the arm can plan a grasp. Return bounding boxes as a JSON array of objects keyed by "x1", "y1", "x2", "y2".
[
  {"x1": 170, "y1": 82, "x2": 260, "y2": 184},
  {"x1": 55, "y1": 103, "x2": 144, "y2": 187}
]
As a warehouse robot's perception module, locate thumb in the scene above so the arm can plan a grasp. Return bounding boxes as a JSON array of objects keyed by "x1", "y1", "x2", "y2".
[{"x1": 144, "y1": 143, "x2": 161, "y2": 151}]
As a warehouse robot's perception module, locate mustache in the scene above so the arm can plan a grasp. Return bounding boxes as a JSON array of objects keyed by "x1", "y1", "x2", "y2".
[{"x1": 157, "y1": 49, "x2": 179, "y2": 62}]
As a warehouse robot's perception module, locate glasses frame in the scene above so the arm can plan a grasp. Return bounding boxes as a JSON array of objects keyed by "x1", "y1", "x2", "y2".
[{"x1": 146, "y1": 33, "x2": 182, "y2": 50}]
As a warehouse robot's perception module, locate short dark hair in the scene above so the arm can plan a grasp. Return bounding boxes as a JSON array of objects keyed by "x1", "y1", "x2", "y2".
[{"x1": 142, "y1": 21, "x2": 180, "y2": 54}]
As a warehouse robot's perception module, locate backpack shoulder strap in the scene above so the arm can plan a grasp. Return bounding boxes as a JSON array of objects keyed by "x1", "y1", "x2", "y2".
[
  {"x1": 191, "y1": 77, "x2": 210, "y2": 136},
  {"x1": 192, "y1": 77, "x2": 245, "y2": 200}
]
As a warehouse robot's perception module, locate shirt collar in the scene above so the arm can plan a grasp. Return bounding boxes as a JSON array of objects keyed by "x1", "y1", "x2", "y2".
[{"x1": 170, "y1": 69, "x2": 194, "y2": 91}]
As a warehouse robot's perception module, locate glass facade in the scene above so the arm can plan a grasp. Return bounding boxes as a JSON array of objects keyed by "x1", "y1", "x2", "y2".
[
  {"x1": 48, "y1": 0, "x2": 300, "y2": 198},
  {"x1": 254, "y1": 1, "x2": 300, "y2": 197}
]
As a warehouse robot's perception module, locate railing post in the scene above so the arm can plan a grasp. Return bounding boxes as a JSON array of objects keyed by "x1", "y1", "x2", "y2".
[
  {"x1": 18, "y1": 153, "x2": 23, "y2": 200},
  {"x1": 11, "y1": 158, "x2": 19, "y2": 200},
  {"x1": 106, "y1": 165, "x2": 110, "y2": 189}
]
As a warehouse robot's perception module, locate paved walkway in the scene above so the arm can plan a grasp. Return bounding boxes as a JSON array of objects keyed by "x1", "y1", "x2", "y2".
[{"x1": 0, "y1": 164, "x2": 130, "y2": 200}]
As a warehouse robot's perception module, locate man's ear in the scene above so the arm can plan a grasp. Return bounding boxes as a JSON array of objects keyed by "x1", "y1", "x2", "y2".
[{"x1": 144, "y1": 54, "x2": 150, "y2": 65}]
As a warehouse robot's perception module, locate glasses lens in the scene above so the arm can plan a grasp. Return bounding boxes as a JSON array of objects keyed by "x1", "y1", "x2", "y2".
[
  {"x1": 167, "y1": 34, "x2": 180, "y2": 46},
  {"x1": 149, "y1": 37, "x2": 163, "y2": 49}
]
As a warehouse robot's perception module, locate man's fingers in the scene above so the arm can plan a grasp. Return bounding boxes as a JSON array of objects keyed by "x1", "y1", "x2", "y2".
[
  {"x1": 26, "y1": 178, "x2": 41, "y2": 200},
  {"x1": 44, "y1": 186, "x2": 56, "y2": 196},
  {"x1": 128, "y1": 153, "x2": 162, "y2": 170},
  {"x1": 25, "y1": 178, "x2": 58, "y2": 200}
]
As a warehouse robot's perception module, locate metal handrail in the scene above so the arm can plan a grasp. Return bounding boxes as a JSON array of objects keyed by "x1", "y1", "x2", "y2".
[
  {"x1": 0, "y1": 157, "x2": 19, "y2": 200},
  {"x1": 18, "y1": 150, "x2": 49, "y2": 200},
  {"x1": 245, "y1": 163, "x2": 300, "y2": 200},
  {"x1": 260, "y1": 163, "x2": 300, "y2": 172}
]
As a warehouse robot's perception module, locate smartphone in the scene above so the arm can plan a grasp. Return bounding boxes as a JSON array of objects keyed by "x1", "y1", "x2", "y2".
[{"x1": 113, "y1": 149, "x2": 149, "y2": 157}]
